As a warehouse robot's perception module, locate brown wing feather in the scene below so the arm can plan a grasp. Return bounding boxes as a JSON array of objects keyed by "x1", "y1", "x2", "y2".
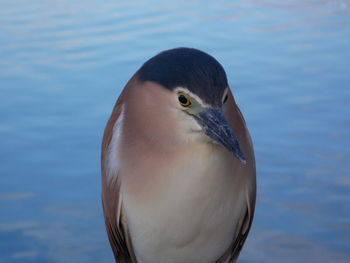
[
  {"x1": 216, "y1": 190, "x2": 256, "y2": 263},
  {"x1": 217, "y1": 99, "x2": 256, "y2": 262},
  {"x1": 102, "y1": 179, "x2": 133, "y2": 262},
  {"x1": 101, "y1": 78, "x2": 138, "y2": 263}
]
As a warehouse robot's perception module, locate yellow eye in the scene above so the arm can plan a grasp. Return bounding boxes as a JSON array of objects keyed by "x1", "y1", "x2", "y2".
[{"x1": 178, "y1": 93, "x2": 191, "y2": 107}]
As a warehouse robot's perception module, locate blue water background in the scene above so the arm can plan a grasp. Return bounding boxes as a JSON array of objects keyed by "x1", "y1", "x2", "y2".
[{"x1": 0, "y1": 0, "x2": 349, "y2": 262}]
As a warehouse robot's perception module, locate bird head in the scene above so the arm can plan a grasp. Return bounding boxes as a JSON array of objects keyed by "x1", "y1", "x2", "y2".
[{"x1": 137, "y1": 47, "x2": 246, "y2": 164}]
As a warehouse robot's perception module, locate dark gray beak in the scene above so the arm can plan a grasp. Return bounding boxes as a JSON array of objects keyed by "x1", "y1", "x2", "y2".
[{"x1": 194, "y1": 107, "x2": 246, "y2": 164}]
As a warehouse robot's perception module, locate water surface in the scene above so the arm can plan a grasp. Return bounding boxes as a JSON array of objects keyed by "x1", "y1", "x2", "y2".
[{"x1": 1, "y1": 0, "x2": 350, "y2": 262}]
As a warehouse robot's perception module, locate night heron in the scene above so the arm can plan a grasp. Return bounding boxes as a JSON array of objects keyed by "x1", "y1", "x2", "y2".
[{"x1": 101, "y1": 47, "x2": 256, "y2": 263}]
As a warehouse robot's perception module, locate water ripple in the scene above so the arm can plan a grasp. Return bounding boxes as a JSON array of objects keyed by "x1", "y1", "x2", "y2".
[{"x1": 0, "y1": 0, "x2": 349, "y2": 262}]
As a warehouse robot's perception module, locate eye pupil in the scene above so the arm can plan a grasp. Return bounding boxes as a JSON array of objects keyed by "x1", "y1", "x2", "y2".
[{"x1": 179, "y1": 95, "x2": 188, "y2": 104}]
